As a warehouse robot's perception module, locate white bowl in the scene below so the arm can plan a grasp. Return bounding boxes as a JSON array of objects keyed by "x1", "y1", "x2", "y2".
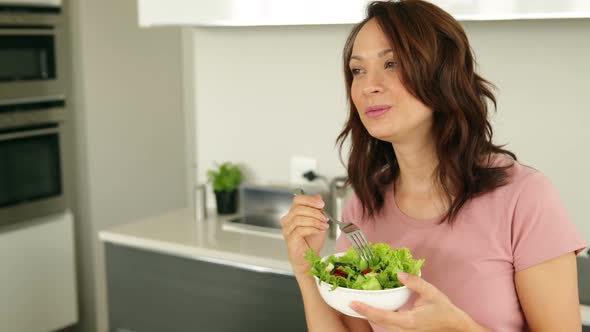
[{"x1": 314, "y1": 252, "x2": 417, "y2": 318}]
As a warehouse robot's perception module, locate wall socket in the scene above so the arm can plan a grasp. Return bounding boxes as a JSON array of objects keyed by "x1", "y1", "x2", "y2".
[{"x1": 290, "y1": 156, "x2": 317, "y2": 184}]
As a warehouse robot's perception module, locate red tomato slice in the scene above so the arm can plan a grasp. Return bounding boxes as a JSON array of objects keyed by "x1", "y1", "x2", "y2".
[{"x1": 333, "y1": 268, "x2": 348, "y2": 278}]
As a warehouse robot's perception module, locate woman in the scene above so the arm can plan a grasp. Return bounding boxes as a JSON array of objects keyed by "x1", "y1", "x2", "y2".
[{"x1": 280, "y1": 0, "x2": 587, "y2": 331}]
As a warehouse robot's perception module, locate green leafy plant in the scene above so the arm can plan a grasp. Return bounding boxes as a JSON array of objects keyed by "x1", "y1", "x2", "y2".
[{"x1": 207, "y1": 162, "x2": 243, "y2": 192}]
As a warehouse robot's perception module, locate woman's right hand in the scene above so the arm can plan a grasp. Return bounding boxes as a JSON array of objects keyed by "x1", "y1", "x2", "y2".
[{"x1": 281, "y1": 194, "x2": 330, "y2": 276}]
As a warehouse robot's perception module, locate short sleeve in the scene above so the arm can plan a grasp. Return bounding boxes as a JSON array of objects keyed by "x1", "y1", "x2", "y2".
[{"x1": 511, "y1": 172, "x2": 587, "y2": 272}]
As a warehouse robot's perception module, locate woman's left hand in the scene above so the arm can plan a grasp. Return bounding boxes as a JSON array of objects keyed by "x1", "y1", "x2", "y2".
[{"x1": 349, "y1": 272, "x2": 487, "y2": 332}]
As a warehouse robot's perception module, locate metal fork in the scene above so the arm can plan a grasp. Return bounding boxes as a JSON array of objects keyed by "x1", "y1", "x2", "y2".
[{"x1": 293, "y1": 188, "x2": 374, "y2": 262}]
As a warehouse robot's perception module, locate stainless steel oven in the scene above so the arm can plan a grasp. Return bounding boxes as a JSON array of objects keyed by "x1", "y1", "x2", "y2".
[
  {"x1": 0, "y1": 4, "x2": 65, "y2": 101},
  {"x1": 0, "y1": 99, "x2": 66, "y2": 227},
  {"x1": 0, "y1": 4, "x2": 67, "y2": 227}
]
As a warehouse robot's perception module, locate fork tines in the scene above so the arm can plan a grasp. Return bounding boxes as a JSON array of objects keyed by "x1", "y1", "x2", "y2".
[{"x1": 348, "y1": 231, "x2": 374, "y2": 262}]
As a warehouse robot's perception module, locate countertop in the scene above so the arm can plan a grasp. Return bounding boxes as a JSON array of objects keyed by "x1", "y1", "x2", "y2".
[
  {"x1": 98, "y1": 208, "x2": 589, "y2": 324},
  {"x1": 98, "y1": 208, "x2": 336, "y2": 276}
]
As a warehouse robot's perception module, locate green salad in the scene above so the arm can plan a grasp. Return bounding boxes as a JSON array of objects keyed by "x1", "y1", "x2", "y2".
[{"x1": 305, "y1": 243, "x2": 425, "y2": 291}]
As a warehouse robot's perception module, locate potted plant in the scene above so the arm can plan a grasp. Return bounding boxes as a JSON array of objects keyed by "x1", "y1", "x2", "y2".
[{"x1": 207, "y1": 162, "x2": 243, "y2": 214}]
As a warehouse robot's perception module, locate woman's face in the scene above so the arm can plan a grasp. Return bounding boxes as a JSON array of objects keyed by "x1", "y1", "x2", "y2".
[{"x1": 349, "y1": 19, "x2": 433, "y2": 144}]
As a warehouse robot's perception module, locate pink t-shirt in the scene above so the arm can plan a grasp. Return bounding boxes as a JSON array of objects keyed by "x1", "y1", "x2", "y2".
[{"x1": 335, "y1": 157, "x2": 587, "y2": 332}]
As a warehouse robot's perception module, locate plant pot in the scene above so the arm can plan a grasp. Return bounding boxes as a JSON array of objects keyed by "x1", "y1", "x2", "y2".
[{"x1": 214, "y1": 190, "x2": 238, "y2": 215}]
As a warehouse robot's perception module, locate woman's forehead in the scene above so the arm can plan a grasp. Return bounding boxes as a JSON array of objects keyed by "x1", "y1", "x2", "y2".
[{"x1": 352, "y1": 19, "x2": 393, "y2": 57}]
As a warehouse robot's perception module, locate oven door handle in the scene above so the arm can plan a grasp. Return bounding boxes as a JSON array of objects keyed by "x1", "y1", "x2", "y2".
[
  {"x1": 0, "y1": 126, "x2": 59, "y2": 141},
  {"x1": 0, "y1": 29, "x2": 55, "y2": 36},
  {"x1": 0, "y1": 95, "x2": 66, "y2": 106}
]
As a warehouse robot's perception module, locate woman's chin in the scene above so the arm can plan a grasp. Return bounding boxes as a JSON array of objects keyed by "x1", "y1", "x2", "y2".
[{"x1": 366, "y1": 127, "x2": 396, "y2": 143}]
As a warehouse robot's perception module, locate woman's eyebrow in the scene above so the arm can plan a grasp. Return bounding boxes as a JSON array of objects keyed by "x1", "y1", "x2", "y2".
[{"x1": 350, "y1": 49, "x2": 394, "y2": 61}]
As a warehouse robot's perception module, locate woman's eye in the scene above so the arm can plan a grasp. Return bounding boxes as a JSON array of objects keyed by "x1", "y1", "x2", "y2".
[
  {"x1": 350, "y1": 68, "x2": 363, "y2": 76},
  {"x1": 385, "y1": 61, "x2": 398, "y2": 69}
]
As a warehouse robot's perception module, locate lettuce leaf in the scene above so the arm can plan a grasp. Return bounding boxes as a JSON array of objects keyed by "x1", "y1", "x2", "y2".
[{"x1": 304, "y1": 243, "x2": 425, "y2": 291}]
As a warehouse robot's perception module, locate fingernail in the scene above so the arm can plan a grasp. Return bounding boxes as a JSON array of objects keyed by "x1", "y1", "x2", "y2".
[
  {"x1": 322, "y1": 223, "x2": 330, "y2": 229},
  {"x1": 397, "y1": 271, "x2": 409, "y2": 281},
  {"x1": 349, "y1": 302, "x2": 361, "y2": 311},
  {"x1": 318, "y1": 200, "x2": 325, "y2": 208}
]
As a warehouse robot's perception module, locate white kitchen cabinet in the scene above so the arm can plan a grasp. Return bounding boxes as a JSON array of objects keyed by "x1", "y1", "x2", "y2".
[
  {"x1": 0, "y1": 210, "x2": 77, "y2": 332},
  {"x1": 137, "y1": 0, "x2": 590, "y2": 27},
  {"x1": 138, "y1": 0, "x2": 362, "y2": 27}
]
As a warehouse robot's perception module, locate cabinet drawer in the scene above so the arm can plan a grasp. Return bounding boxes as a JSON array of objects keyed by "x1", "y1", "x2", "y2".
[{"x1": 105, "y1": 243, "x2": 307, "y2": 332}]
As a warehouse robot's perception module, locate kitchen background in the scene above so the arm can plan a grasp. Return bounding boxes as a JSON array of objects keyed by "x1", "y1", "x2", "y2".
[{"x1": 0, "y1": 0, "x2": 589, "y2": 331}]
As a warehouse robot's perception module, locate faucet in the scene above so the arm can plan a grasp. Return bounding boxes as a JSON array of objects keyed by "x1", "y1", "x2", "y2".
[
  {"x1": 301, "y1": 170, "x2": 349, "y2": 238},
  {"x1": 328, "y1": 176, "x2": 348, "y2": 239}
]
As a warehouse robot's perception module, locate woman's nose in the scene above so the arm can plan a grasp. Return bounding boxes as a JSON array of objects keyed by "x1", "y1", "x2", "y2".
[{"x1": 362, "y1": 73, "x2": 384, "y2": 96}]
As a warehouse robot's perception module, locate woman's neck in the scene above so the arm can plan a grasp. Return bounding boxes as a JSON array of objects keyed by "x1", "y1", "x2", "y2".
[
  {"x1": 392, "y1": 138, "x2": 451, "y2": 218},
  {"x1": 392, "y1": 138, "x2": 439, "y2": 195}
]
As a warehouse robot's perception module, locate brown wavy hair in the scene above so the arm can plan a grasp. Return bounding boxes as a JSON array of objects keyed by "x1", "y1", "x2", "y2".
[{"x1": 336, "y1": 0, "x2": 516, "y2": 223}]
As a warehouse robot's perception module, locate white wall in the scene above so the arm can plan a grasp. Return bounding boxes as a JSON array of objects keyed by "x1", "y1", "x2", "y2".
[
  {"x1": 193, "y1": 25, "x2": 350, "y2": 185},
  {"x1": 192, "y1": 19, "x2": 590, "y2": 243},
  {"x1": 469, "y1": 18, "x2": 590, "y2": 244},
  {"x1": 66, "y1": 0, "x2": 188, "y2": 331}
]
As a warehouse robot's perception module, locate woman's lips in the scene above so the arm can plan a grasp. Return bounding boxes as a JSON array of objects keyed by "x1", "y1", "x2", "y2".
[{"x1": 365, "y1": 105, "x2": 391, "y2": 118}]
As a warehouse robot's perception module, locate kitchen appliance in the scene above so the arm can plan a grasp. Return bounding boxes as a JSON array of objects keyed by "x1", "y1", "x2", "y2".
[
  {"x1": 0, "y1": 3, "x2": 65, "y2": 102},
  {"x1": 0, "y1": 3, "x2": 68, "y2": 228},
  {"x1": 0, "y1": 1, "x2": 61, "y2": 6},
  {"x1": 0, "y1": 102, "x2": 67, "y2": 227}
]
